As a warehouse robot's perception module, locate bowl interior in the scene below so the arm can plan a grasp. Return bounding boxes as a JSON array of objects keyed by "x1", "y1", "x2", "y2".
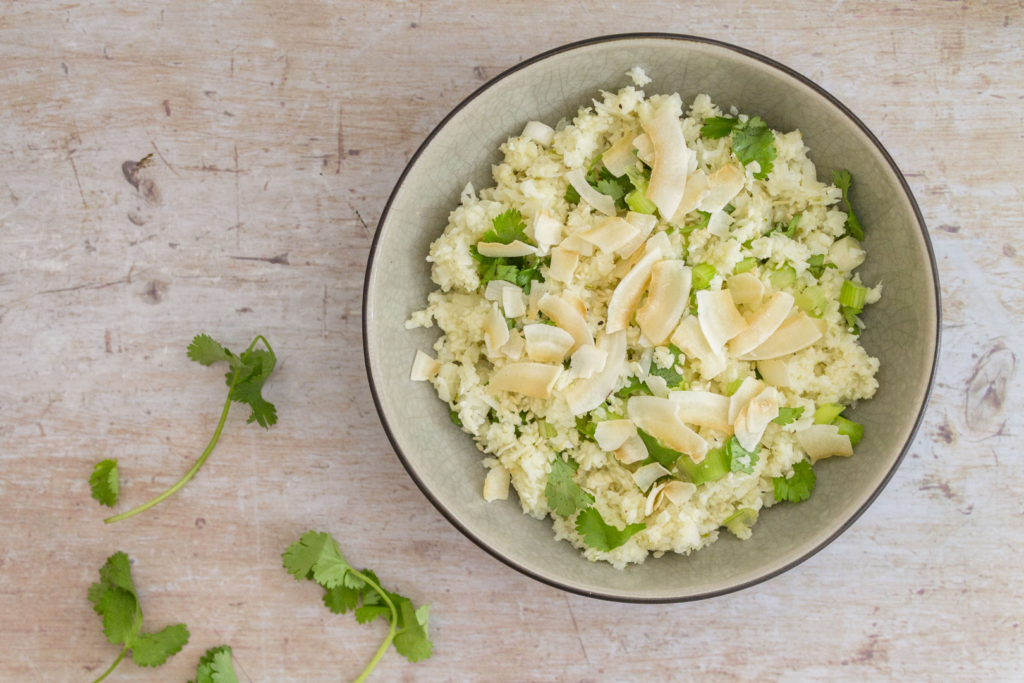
[{"x1": 364, "y1": 35, "x2": 938, "y2": 601}]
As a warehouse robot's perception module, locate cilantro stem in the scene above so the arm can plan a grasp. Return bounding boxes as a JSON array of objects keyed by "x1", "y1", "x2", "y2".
[
  {"x1": 90, "y1": 645, "x2": 127, "y2": 683},
  {"x1": 347, "y1": 569, "x2": 399, "y2": 683}
]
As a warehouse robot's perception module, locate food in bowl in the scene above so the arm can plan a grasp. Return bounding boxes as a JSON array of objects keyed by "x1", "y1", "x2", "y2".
[{"x1": 405, "y1": 69, "x2": 880, "y2": 568}]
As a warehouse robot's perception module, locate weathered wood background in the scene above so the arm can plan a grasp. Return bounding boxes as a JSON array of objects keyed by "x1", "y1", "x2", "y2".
[{"x1": 1, "y1": 1, "x2": 1020, "y2": 681}]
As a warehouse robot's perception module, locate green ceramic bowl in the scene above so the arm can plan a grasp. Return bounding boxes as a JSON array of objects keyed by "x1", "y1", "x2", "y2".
[{"x1": 363, "y1": 34, "x2": 939, "y2": 602}]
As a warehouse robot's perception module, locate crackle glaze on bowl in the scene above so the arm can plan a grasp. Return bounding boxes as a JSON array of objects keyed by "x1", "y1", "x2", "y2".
[{"x1": 363, "y1": 34, "x2": 939, "y2": 602}]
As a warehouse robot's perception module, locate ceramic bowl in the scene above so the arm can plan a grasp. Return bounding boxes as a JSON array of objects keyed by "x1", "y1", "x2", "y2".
[{"x1": 363, "y1": 34, "x2": 939, "y2": 602}]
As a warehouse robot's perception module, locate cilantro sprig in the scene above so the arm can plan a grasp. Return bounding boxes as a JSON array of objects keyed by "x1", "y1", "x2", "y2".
[
  {"x1": 88, "y1": 552, "x2": 189, "y2": 683},
  {"x1": 100, "y1": 334, "x2": 277, "y2": 524},
  {"x1": 773, "y1": 461, "x2": 817, "y2": 502},
  {"x1": 575, "y1": 507, "x2": 646, "y2": 552},
  {"x1": 481, "y1": 208, "x2": 530, "y2": 245},
  {"x1": 701, "y1": 116, "x2": 777, "y2": 179},
  {"x1": 471, "y1": 209, "x2": 547, "y2": 293},
  {"x1": 648, "y1": 345, "x2": 688, "y2": 389},
  {"x1": 283, "y1": 530, "x2": 433, "y2": 682},
  {"x1": 772, "y1": 407, "x2": 805, "y2": 426},
  {"x1": 831, "y1": 170, "x2": 865, "y2": 240},
  {"x1": 188, "y1": 646, "x2": 239, "y2": 683}
]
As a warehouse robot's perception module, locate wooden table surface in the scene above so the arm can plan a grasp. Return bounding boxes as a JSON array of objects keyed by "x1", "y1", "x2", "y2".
[{"x1": 1, "y1": 2, "x2": 1020, "y2": 681}]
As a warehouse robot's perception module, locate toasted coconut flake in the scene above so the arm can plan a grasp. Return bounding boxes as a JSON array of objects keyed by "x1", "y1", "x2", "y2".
[
  {"x1": 811, "y1": 317, "x2": 828, "y2": 335},
  {"x1": 523, "y1": 323, "x2": 575, "y2": 363},
  {"x1": 696, "y1": 289, "x2": 748, "y2": 354},
  {"x1": 727, "y1": 272, "x2": 765, "y2": 306},
  {"x1": 644, "y1": 230, "x2": 673, "y2": 259},
  {"x1": 484, "y1": 279, "x2": 518, "y2": 302},
  {"x1": 603, "y1": 132, "x2": 639, "y2": 177},
  {"x1": 632, "y1": 462, "x2": 671, "y2": 492},
  {"x1": 410, "y1": 350, "x2": 441, "y2": 381},
  {"x1": 489, "y1": 362, "x2": 562, "y2": 399},
  {"x1": 642, "y1": 107, "x2": 691, "y2": 219},
  {"x1": 645, "y1": 481, "x2": 667, "y2": 516},
  {"x1": 483, "y1": 303, "x2": 510, "y2": 356},
  {"x1": 502, "y1": 285, "x2": 527, "y2": 319},
  {"x1": 615, "y1": 434, "x2": 648, "y2": 464},
  {"x1": 628, "y1": 395, "x2": 708, "y2": 462},
  {"x1": 671, "y1": 170, "x2": 711, "y2": 221},
  {"x1": 595, "y1": 419, "x2": 637, "y2": 451},
  {"x1": 538, "y1": 292, "x2": 593, "y2": 353},
  {"x1": 669, "y1": 390, "x2": 731, "y2": 432},
  {"x1": 532, "y1": 210, "x2": 563, "y2": 252},
  {"x1": 644, "y1": 374, "x2": 670, "y2": 398},
  {"x1": 798, "y1": 424, "x2": 854, "y2": 460},
  {"x1": 560, "y1": 290, "x2": 587, "y2": 319},
  {"x1": 661, "y1": 480, "x2": 697, "y2": 506},
  {"x1": 567, "y1": 167, "x2": 617, "y2": 216},
  {"x1": 483, "y1": 465, "x2": 511, "y2": 502},
  {"x1": 637, "y1": 261, "x2": 692, "y2": 345},
  {"x1": 633, "y1": 133, "x2": 655, "y2": 165},
  {"x1": 728, "y1": 291, "x2": 795, "y2": 356},
  {"x1": 728, "y1": 377, "x2": 765, "y2": 425},
  {"x1": 577, "y1": 216, "x2": 639, "y2": 253},
  {"x1": 476, "y1": 240, "x2": 538, "y2": 258},
  {"x1": 757, "y1": 359, "x2": 791, "y2": 388},
  {"x1": 617, "y1": 212, "x2": 659, "y2": 258},
  {"x1": 669, "y1": 315, "x2": 727, "y2": 380},
  {"x1": 522, "y1": 120, "x2": 555, "y2": 146},
  {"x1": 697, "y1": 164, "x2": 745, "y2": 213},
  {"x1": 559, "y1": 232, "x2": 594, "y2": 256},
  {"x1": 569, "y1": 344, "x2": 608, "y2": 379},
  {"x1": 607, "y1": 249, "x2": 663, "y2": 333},
  {"x1": 737, "y1": 312, "x2": 823, "y2": 361},
  {"x1": 548, "y1": 247, "x2": 580, "y2": 284},
  {"x1": 501, "y1": 328, "x2": 525, "y2": 360},
  {"x1": 565, "y1": 330, "x2": 627, "y2": 415},
  {"x1": 526, "y1": 282, "x2": 548, "y2": 320},
  {"x1": 707, "y1": 210, "x2": 734, "y2": 238},
  {"x1": 734, "y1": 387, "x2": 780, "y2": 451},
  {"x1": 829, "y1": 236, "x2": 866, "y2": 272}
]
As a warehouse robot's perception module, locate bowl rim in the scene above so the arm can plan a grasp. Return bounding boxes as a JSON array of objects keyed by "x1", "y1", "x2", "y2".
[{"x1": 362, "y1": 32, "x2": 941, "y2": 603}]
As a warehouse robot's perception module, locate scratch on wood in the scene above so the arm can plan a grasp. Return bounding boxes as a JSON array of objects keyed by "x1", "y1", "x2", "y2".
[
  {"x1": 38, "y1": 276, "x2": 130, "y2": 295},
  {"x1": 234, "y1": 143, "x2": 241, "y2": 230},
  {"x1": 231, "y1": 253, "x2": 290, "y2": 265},
  {"x1": 964, "y1": 343, "x2": 1016, "y2": 438},
  {"x1": 336, "y1": 105, "x2": 344, "y2": 174},
  {"x1": 348, "y1": 201, "x2": 370, "y2": 239},
  {"x1": 148, "y1": 138, "x2": 182, "y2": 177},
  {"x1": 322, "y1": 285, "x2": 328, "y2": 338},
  {"x1": 563, "y1": 594, "x2": 590, "y2": 667},
  {"x1": 67, "y1": 149, "x2": 87, "y2": 209}
]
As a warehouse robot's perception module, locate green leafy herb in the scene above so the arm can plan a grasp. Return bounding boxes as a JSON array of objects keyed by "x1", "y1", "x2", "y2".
[
  {"x1": 774, "y1": 213, "x2": 801, "y2": 238},
  {"x1": 87, "y1": 552, "x2": 190, "y2": 683},
  {"x1": 773, "y1": 461, "x2": 817, "y2": 503},
  {"x1": 723, "y1": 508, "x2": 759, "y2": 537},
  {"x1": 732, "y1": 117, "x2": 776, "y2": 179},
  {"x1": 481, "y1": 208, "x2": 531, "y2": 245},
  {"x1": 90, "y1": 459, "x2": 119, "y2": 508},
  {"x1": 772, "y1": 407, "x2": 805, "y2": 425},
  {"x1": 545, "y1": 454, "x2": 594, "y2": 517},
  {"x1": 726, "y1": 436, "x2": 759, "y2": 474},
  {"x1": 615, "y1": 375, "x2": 654, "y2": 399},
  {"x1": 575, "y1": 414, "x2": 597, "y2": 441},
  {"x1": 637, "y1": 429, "x2": 683, "y2": 470},
  {"x1": 448, "y1": 409, "x2": 463, "y2": 428},
  {"x1": 841, "y1": 305, "x2": 861, "y2": 334},
  {"x1": 831, "y1": 170, "x2": 865, "y2": 240},
  {"x1": 700, "y1": 117, "x2": 741, "y2": 139},
  {"x1": 283, "y1": 531, "x2": 433, "y2": 681},
  {"x1": 188, "y1": 646, "x2": 239, "y2": 683},
  {"x1": 574, "y1": 507, "x2": 646, "y2": 551},
  {"x1": 565, "y1": 183, "x2": 581, "y2": 204},
  {"x1": 806, "y1": 255, "x2": 836, "y2": 280},
  {"x1": 648, "y1": 345, "x2": 687, "y2": 390},
  {"x1": 101, "y1": 334, "x2": 277, "y2": 524}
]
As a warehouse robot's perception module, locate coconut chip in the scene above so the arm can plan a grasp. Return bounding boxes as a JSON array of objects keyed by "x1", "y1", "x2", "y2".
[
  {"x1": 633, "y1": 133, "x2": 655, "y2": 165},
  {"x1": 602, "y1": 132, "x2": 639, "y2": 177},
  {"x1": 734, "y1": 387, "x2": 780, "y2": 451},
  {"x1": 632, "y1": 461, "x2": 671, "y2": 492},
  {"x1": 538, "y1": 292, "x2": 593, "y2": 353},
  {"x1": 410, "y1": 350, "x2": 441, "y2": 381},
  {"x1": 548, "y1": 247, "x2": 580, "y2": 284},
  {"x1": 594, "y1": 419, "x2": 638, "y2": 451},
  {"x1": 670, "y1": 170, "x2": 711, "y2": 222},
  {"x1": 697, "y1": 164, "x2": 745, "y2": 214},
  {"x1": 565, "y1": 330, "x2": 627, "y2": 415},
  {"x1": 567, "y1": 167, "x2": 617, "y2": 216},
  {"x1": 696, "y1": 289, "x2": 748, "y2": 355},
  {"x1": 669, "y1": 390, "x2": 731, "y2": 432},
  {"x1": 628, "y1": 395, "x2": 708, "y2": 462},
  {"x1": 577, "y1": 216, "x2": 640, "y2": 253},
  {"x1": 736, "y1": 312, "x2": 822, "y2": 361},
  {"x1": 483, "y1": 303, "x2": 510, "y2": 356},
  {"x1": 642, "y1": 107, "x2": 691, "y2": 219},
  {"x1": 660, "y1": 480, "x2": 697, "y2": 506},
  {"x1": 727, "y1": 272, "x2": 765, "y2": 306},
  {"x1": 636, "y1": 260, "x2": 692, "y2": 346},
  {"x1": 728, "y1": 291, "x2": 795, "y2": 357},
  {"x1": 488, "y1": 362, "x2": 562, "y2": 399},
  {"x1": 615, "y1": 434, "x2": 649, "y2": 464},
  {"x1": 560, "y1": 290, "x2": 587, "y2": 319},
  {"x1": 522, "y1": 121, "x2": 555, "y2": 146},
  {"x1": 798, "y1": 424, "x2": 854, "y2": 460},
  {"x1": 606, "y1": 249, "x2": 663, "y2": 333},
  {"x1": 523, "y1": 323, "x2": 575, "y2": 363},
  {"x1": 669, "y1": 315, "x2": 727, "y2": 380},
  {"x1": 483, "y1": 465, "x2": 511, "y2": 502},
  {"x1": 728, "y1": 377, "x2": 765, "y2": 425},
  {"x1": 500, "y1": 328, "x2": 525, "y2": 361},
  {"x1": 476, "y1": 240, "x2": 538, "y2": 258},
  {"x1": 502, "y1": 285, "x2": 527, "y2": 319},
  {"x1": 757, "y1": 359, "x2": 791, "y2": 388},
  {"x1": 616, "y1": 212, "x2": 659, "y2": 258},
  {"x1": 569, "y1": 344, "x2": 608, "y2": 379},
  {"x1": 532, "y1": 209, "x2": 563, "y2": 254}
]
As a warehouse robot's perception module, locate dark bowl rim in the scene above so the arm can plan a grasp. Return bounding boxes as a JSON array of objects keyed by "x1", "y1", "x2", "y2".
[{"x1": 361, "y1": 32, "x2": 941, "y2": 603}]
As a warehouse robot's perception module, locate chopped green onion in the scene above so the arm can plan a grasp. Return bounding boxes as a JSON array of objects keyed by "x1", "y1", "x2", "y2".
[
  {"x1": 734, "y1": 257, "x2": 758, "y2": 275},
  {"x1": 833, "y1": 416, "x2": 864, "y2": 447},
  {"x1": 540, "y1": 421, "x2": 558, "y2": 438},
  {"x1": 725, "y1": 378, "x2": 744, "y2": 396},
  {"x1": 793, "y1": 285, "x2": 827, "y2": 317},
  {"x1": 676, "y1": 447, "x2": 731, "y2": 486},
  {"x1": 775, "y1": 213, "x2": 801, "y2": 238},
  {"x1": 723, "y1": 508, "x2": 759, "y2": 536},
  {"x1": 724, "y1": 203, "x2": 736, "y2": 214},
  {"x1": 449, "y1": 409, "x2": 463, "y2": 428},
  {"x1": 637, "y1": 429, "x2": 683, "y2": 470},
  {"x1": 813, "y1": 403, "x2": 846, "y2": 424},
  {"x1": 575, "y1": 415, "x2": 597, "y2": 441},
  {"x1": 840, "y1": 280, "x2": 868, "y2": 311},
  {"x1": 769, "y1": 264, "x2": 796, "y2": 289},
  {"x1": 691, "y1": 263, "x2": 717, "y2": 291},
  {"x1": 625, "y1": 189, "x2": 658, "y2": 215}
]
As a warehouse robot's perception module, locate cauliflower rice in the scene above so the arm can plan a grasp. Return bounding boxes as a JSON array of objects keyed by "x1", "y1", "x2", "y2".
[{"x1": 405, "y1": 70, "x2": 880, "y2": 568}]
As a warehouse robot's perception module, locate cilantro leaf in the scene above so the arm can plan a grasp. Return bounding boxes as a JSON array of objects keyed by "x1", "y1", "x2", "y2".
[
  {"x1": 615, "y1": 375, "x2": 654, "y2": 399},
  {"x1": 282, "y1": 531, "x2": 433, "y2": 679},
  {"x1": 807, "y1": 254, "x2": 837, "y2": 280},
  {"x1": 772, "y1": 407, "x2": 805, "y2": 425},
  {"x1": 102, "y1": 334, "x2": 278, "y2": 524},
  {"x1": 190, "y1": 646, "x2": 239, "y2": 683},
  {"x1": 700, "y1": 117, "x2": 740, "y2": 139},
  {"x1": 637, "y1": 429, "x2": 683, "y2": 469},
  {"x1": 732, "y1": 117, "x2": 776, "y2": 179},
  {"x1": 832, "y1": 169, "x2": 865, "y2": 240},
  {"x1": 575, "y1": 507, "x2": 646, "y2": 551},
  {"x1": 841, "y1": 305, "x2": 861, "y2": 334},
  {"x1": 773, "y1": 461, "x2": 817, "y2": 503},
  {"x1": 773, "y1": 213, "x2": 801, "y2": 238},
  {"x1": 89, "y1": 459, "x2": 119, "y2": 508},
  {"x1": 565, "y1": 184, "x2": 581, "y2": 205},
  {"x1": 545, "y1": 454, "x2": 594, "y2": 518},
  {"x1": 726, "y1": 435, "x2": 759, "y2": 474},
  {"x1": 89, "y1": 552, "x2": 189, "y2": 681},
  {"x1": 575, "y1": 414, "x2": 597, "y2": 441},
  {"x1": 481, "y1": 208, "x2": 530, "y2": 245},
  {"x1": 648, "y1": 345, "x2": 687, "y2": 389}
]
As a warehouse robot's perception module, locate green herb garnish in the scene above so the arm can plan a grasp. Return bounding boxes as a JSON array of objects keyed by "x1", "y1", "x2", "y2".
[
  {"x1": 701, "y1": 116, "x2": 777, "y2": 179},
  {"x1": 574, "y1": 507, "x2": 646, "y2": 551},
  {"x1": 831, "y1": 170, "x2": 864, "y2": 240},
  {"x1": 545, "y1": 454, "x2": 594, "y2": 517},
  {"x1": 188, "y1": 646, "x2": 239, "y2": 683},
  {"x1": 773, "y1": 461, "x2": 816, "y2": 503},
  {"x1": 90, "y1": 459, "x2": 119, "y2": 508},
  {"x1": 726, "y1": 435, "x2": 759, "y2": 474},
  {"x1": 772, "y1": 407, "x2": 805, "y2": 425}
]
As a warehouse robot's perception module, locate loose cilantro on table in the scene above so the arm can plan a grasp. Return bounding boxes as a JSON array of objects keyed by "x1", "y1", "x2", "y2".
[
  {"x1": 100, "y1": 334, "x2": 277, "y2": 524},
  {"x1": 831, "y1": 169, "x2": 865, "y2": 240},
  {"x1": 188, "y1": 646, "x2": 239, "y2": 683},
  {"x1": 87, "y1": 552, "x2": 190, "y2": 683},
  {"x1": 574, "y1": 507, "x2": 646, "y2": 552},
  {"x1": 545, "y1": 454, "x2": 594, "y2": 517},
  {"x1": 283, "y1": 531, "x2": 433, "y2": 682},
  {"x1": 90, "y1": 459, "x2": 119, "y2": 508},
  {"x1": 772, "y1": 407, "x2": 805, "y2": 425},
  {"x1": 701, "y1": 116, "x2": 777, "y2": 179},
  {"x1": 726, "y1": 436, "x2": 759, "y2": 474},
  {"x1": 773, "y1": 461, "x2": 817, "y2": 503}
]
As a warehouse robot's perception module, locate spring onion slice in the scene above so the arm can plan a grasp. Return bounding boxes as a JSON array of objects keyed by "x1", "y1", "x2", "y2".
[
  {"x1": 769, "y1": 265, "x2": 796, "y2": 289},
  {"x1": 691, "y1": 263, "x2": 717, "y2": 291},
  {"x1": 723, "y1": 508, "x2": 759, "y2": 536},
  {"x1": 676, "y1": 446, "x2": 731, "y2": 486},
  {"x1": 813, "y1": 403, "x2": 846, "y2": 424},
  {"x1": 833, "y1": 416, "x2": 864, "y2": 446},
  {"x1": 626, "y1": 189, "x2": 658, "y2": 215},
  {"x1": 839, "y1": 280, "x2": 868, "y2": 311},
  {"x1": 734, "y1": 257, "x2": 758, "y2": 275},
  {"x1": 793, "y1": 285, "x2": 827, "y2": 317},
  {"x1": 725, "y1": 378, "x2": 744, "y2": 396}
]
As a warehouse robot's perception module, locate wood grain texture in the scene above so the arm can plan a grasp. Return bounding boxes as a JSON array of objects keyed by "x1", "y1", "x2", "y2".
[{"x1": 1, "y1": 1, "x2": 1021, "y2": 681}]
